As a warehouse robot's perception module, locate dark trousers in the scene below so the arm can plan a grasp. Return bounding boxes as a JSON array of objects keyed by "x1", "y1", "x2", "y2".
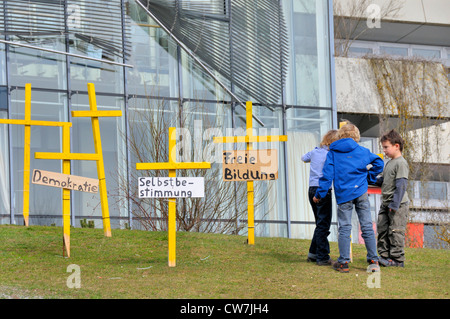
[{"x1": 308, "y1": 186, "x2": 333, "y2": 262}]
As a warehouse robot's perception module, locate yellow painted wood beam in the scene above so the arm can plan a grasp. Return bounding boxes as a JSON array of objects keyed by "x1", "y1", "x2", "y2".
[
  {"x1": 136, "y1": 162, "x2": 211, "y2": 170},
  {"x1": 136, "y1": 127, "x2": 211, "y2": 267},
  {"x1": 68, "y1": 83, "x2": 124, "y2": 237},
  {"x1": 34, "y1": 152, "x2": 100, "y2": 161},
  {"x1": 212, "y1": 101, "x2": 288, "y2": 245},
  {"x1": 213, "y1": 135, "x2": 288, "y2": 143},
  {"x1": 0, "y1": 84, "x2": 72, "y2": 226},
  {"x1": 71, "y1": 110, "x2": 122, "y2": 118},
  {"x1": 0, "y1": 119, "x2": 72, "y2": 127}
]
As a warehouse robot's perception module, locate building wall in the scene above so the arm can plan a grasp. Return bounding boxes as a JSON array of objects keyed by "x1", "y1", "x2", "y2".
[
  {"x1": 0, "y1": 0, "x2": 336, "y2": 240},
  {"x1": 335, "y1": 0, "x2": 450, "y2": 25},
  {"x1": 335, "y1": 56, "x2": 450, "y2": 162},
  {"x1": 334, "y1": 0, "x2": 450, "y2": 248}
]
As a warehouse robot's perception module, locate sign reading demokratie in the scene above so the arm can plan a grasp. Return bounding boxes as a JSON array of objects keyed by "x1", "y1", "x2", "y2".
[
  {"x1": 222, "y1": 149, "x2": 278, "y2": 181},
  {"x1": 32, "y1": 169, "x2": 99, "y2": 193},
  {"x1": 138, "y1": 177, "x2": 205, "y2": 198}
]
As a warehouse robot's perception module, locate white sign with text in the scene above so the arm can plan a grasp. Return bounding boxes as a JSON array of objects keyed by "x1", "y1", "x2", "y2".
[{"x1": 138, "y1": 177, "x2": 205, "y2": 198}]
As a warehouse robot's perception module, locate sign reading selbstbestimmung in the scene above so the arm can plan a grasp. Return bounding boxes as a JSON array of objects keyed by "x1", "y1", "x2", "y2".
[{"x1": 138, "y1": 177, "x2": 205, "y2": 198}]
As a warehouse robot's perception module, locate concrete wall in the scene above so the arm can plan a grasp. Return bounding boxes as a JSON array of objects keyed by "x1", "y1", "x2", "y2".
[
  {"x1": 335, "y1": 57, "x2": 450, "y2": 117},
  {"x1": 335, "y1": 0, "x2": 450, "y2": 25},
  {"x1": 335, "y1": 56, "x2": 450, "y2": 164}
]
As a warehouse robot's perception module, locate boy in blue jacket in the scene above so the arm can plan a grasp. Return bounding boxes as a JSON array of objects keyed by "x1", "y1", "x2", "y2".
[{"x1": 313, "y1": 123, "x2": 384, "y2": 273}]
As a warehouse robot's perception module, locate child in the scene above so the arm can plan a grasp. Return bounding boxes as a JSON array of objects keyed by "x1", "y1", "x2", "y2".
[
  {"x1": 302, "y1": 129, "x2": 338, "y2": 265},
  {"x1": 377, "y1": 129, "x2": 409, "y2": 267},
  {"x1": 313, "y1": 123, "x2": 384, "y2": 273}
]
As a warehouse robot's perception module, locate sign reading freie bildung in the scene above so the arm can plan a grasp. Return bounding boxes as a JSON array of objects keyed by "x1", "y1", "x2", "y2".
[
  {"x1": 138, "y1": 177, "x2": 205, "y2": 198},
  {"x1": 32, "y1": 169, "x2": 99, "y2": 193},
  {"x1": 222, "y1": 149, "x2": 278, "y2": 181}
]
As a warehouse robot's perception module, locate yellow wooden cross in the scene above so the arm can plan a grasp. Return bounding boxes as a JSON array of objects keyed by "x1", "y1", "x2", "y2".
[
  {"x1": 213, "y1": 101, "x2": 287, "y2": 245},
  {"x1": 136, "y1": 127, "x2": 211, "y2": 267},
  {"x1": 0, "y1": 83, "x2": 72, "y2": 227},
  {"x1": 35, "y1": 124, "x2": 100, "y2": 257},
  {"x1": 71, "y1": 83, "x2": 123, "y2": 238},
  {"x1": 35, "y1": 83, "x2": 120, "y2": 257}
]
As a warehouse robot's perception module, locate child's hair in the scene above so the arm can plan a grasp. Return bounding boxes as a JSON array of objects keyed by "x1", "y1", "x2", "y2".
[
  {"x1": 320, "y1": 129, "x2": 339, "y2": 147},
  {"x1": 338, "y1": 123, "x2": 360, "y2": 142},
  {"x1": 380, "y1": 129, "x2": 404, "y2": 151}
]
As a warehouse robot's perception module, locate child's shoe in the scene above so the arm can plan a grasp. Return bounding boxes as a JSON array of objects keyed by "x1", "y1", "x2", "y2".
[
  {"x1": 332, "y1": 261, "x2": 349, "y2": 273},
  {"x1": 307, "y1": 253, "x2": 317, "y2": 263},
  {"x1": 379, "y1": 257, "x2": 391, "y2": 267},
  {"x1": 367, "y1": 259, "x2": 380, "y2": 272},
  {"x1": 316, "y1": 258, "x2": 333, "y2": 266},
  {"x1": 379, "y1": 257, "x2": 404, "y2": 267},
  {"x1": 307, "y1": 257, "x2": 316, "y2": 263},
  {"x1": 390, "y1": 259, "x2": 405, "y2": 267}
]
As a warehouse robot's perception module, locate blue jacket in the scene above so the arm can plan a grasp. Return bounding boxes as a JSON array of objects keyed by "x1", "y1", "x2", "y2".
[{"x1": 314, "y1": 138, "x2": 384, "y2": 204}]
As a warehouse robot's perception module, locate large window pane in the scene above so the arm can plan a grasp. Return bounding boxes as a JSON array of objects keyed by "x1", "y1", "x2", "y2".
[
  {"x1": 0, "y1": 86, "x2": 7, "y2": 110},
  {"x1": 180, "y1": 101, "x2": 230, "y2": 166},
  {"x1": 70, "y1": 93, "x2": 127, "y2": 228},
  {"x1": 283, "y1": 0, "x2": 332, "y2": 107},
  {"x1": 181, "y1": 101, "x2": 241, "y2": 234},
  {"x1": 0, "y1": 110, "x2": 10, "y2": 221},
  {"x1": 126, "y1": 97, "x2": 179, "y2": 230},
  {"x1": 9, "y1": 38, "x2": 67, "y2": 90},
  {"x1": 69, "y1": 57, "x2": 124, "y2": 94},
  {"x1": 68, "y1": 0, "x2": 125, "y2": 93},
  {"x1": 0, "y1": 44, "x2": 6, "y2": 85},
  {"x1": 420, "y1": 181, "x2": 448, "y2": 201},
  {"x1": 181, "y1": 51, "x2": 232, "y2": 102},
  {"x1": 380, "y1": 46, "x2": 408, "y2": 56},
  {"x1": 412, "y1": 48, "x2": 441, "y2": 59},
  {"x1": 10, "y1": 89, "x2": 67, "y2": 225},
  {"x1": 235, "y1": 104, "x2": 289, "y2": 238},
  {"x1": 126, "y1": 0, "x2": 179, "y2": 98},
  {"x1": 349, "y1": 46, "x2": 373, "y2": 56},
  {"x1": 285, "y1": 107, "x2": 334, "y2": 239}
]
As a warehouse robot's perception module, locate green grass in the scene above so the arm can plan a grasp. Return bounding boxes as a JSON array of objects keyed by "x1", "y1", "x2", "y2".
[{"x1": 0, "y1": 224, "x2": 448, "y2": 299}]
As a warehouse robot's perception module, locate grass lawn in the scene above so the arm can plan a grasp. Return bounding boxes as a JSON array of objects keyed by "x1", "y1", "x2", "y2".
[{"x1": 0, "y1": 224, "x2": 448, "y2": 299}]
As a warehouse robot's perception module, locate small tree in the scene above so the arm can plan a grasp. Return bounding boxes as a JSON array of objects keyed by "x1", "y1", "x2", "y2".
[
  {"x1": 112, "y1": 96, "x2": 271, "y2": 235},
  {"x1": 334, "y1": 0, "x2": 449, "y2": 248},
  {"x1": 369, "y1": 56, "x2": 449, "y2": 248}
]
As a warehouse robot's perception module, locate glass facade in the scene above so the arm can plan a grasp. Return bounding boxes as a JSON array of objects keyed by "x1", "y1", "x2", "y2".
[{"x1": 0, "y1": 0, "x2": 336, "y2": 240}]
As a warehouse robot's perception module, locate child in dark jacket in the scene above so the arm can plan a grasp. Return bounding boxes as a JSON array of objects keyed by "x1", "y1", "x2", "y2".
[{"x1": 313, "y1": 123, "x2": 384, "y2": 273}]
